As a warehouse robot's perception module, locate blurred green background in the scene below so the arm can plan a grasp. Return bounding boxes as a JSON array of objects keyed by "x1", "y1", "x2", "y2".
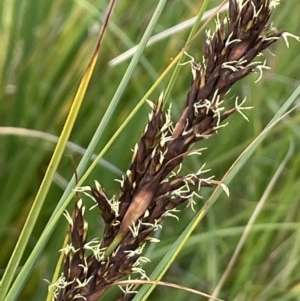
[{"x1": 0, "y1": 0, "x2": 300, "y2": 300}]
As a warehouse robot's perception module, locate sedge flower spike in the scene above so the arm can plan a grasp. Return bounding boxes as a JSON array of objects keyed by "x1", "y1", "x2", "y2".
[{"x1": 51, "y1": 1, "x2": 299, "y2": 300}]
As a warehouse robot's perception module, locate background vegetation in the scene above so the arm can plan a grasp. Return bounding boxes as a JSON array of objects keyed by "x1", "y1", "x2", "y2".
[{"x1": 0, "y1": 0, "x2": 300, "y2": 300}]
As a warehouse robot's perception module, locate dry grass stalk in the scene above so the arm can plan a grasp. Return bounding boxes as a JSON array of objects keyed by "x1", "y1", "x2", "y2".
[{"x1": 50, "y1": 1, "x2": 297, "y2": 300}]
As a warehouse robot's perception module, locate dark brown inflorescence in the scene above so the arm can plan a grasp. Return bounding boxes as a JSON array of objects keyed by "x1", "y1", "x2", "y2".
[{"x1": 51, "y1": 1, "x2": 288, "y2": 300}]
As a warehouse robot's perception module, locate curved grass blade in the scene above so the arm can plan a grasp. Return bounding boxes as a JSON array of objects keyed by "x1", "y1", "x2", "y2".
[{"x1": 0, "y1": 127, "x2": 123, "y2": 176}]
